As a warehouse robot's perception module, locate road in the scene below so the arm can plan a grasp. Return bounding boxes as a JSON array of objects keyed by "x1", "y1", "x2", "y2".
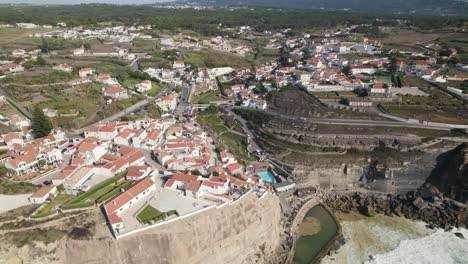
[
  {"x1": 174, "y1": 84, "x2": 191, "y2": 117},
  {"x1": 259, "y1": 108, "x2": 462, "y2": 131}
]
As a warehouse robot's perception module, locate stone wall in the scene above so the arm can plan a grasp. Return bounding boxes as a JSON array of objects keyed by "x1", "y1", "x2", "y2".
[{"x1": 58, "y1": 192, "x2": 283, "y2": 264}]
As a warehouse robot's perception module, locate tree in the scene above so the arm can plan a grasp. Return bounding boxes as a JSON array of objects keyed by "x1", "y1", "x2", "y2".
[
  {"x1": 31, "y1": 106, "x2": 53, "y2": 138},
  {"x1": 339, "y1": 97, "x2": 350, "y2": 105},
  {"x1": 342, "y1": 65, "x2": 351, "y2": 76}
]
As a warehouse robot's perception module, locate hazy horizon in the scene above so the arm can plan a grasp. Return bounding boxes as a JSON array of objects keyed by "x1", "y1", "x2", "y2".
[{"x1": 0, "y1": 0, "x2": 169, "y2": 4}]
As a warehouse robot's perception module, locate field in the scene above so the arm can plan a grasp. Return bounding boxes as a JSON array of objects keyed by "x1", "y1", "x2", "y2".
[
  {"x1": 61, "y1": 172, "x2": 128, "y2": 210},
  {"x1": 183, "y1": 49, "x2": 251, "y2": 69},
  {"x1": 380, "y1": 87, "x2": 468, "y2": 124},
  {"x1": 0, "y1": 28, "x2": 49, "y2": 51},
  {"x1": 435, "y1": 34, "x2": 468, "y2": 64},
  {"x1": 267, "y1": 85, "x2": 388, "y2": 120},
  {"x1": 137, "y1": 205, "x2": 163, "y2": 224},
  {"x1": 197, "y1": 107, "x2": 255, "y2": 163},
  {"x1": 191, "y1": 90, "x2": 221, "y2": 104},
  {"x1": 32, "y1": 193, "x2": 74, "y2": 218}
]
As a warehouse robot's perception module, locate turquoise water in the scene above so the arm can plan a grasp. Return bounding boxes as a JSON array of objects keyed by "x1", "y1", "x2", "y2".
[
  {"x1": 258, "y1": 171, "x2": 276, "y2": 184},
  {"x1": 294, "y1": 205, "x2": 339, "y2": 264}
]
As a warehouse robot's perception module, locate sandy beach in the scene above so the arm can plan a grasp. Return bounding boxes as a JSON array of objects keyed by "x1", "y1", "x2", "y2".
[{"x1": 0, "y1": 193, "x2": 33, "y2": 214}]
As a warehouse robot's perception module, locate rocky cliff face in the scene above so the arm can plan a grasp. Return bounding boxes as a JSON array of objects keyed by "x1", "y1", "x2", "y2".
[
  {"x1": 58, "y1": 193, "x2": 282, "y2": 264},
  {"x1": 424, "y1": 143, "x2": 468, "y2": 204}
]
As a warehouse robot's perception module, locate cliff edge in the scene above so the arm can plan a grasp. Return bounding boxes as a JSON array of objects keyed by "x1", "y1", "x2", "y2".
[{"x1": 58, "y1": 192, "x2": 282, "y2": 264}]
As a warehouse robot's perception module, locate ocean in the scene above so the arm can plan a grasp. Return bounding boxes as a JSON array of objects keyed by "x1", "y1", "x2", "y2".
[{"x1": 321, "y1": 213, "x2": 468, "y2": 264}]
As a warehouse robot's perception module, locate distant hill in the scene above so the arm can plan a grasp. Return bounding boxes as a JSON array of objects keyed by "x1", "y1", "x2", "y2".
[{"x1": 166, "y1": 0, "x2": 468, "y2": 16}]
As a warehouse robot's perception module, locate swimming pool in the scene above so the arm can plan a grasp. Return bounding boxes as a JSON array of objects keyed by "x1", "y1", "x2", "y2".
[{"x1": 258, "y1": 171, "x2": 276, "y2": 184}]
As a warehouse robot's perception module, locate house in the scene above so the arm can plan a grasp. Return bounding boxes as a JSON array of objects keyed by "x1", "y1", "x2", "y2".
[
  {"x1": 53, "y1": 63, "x2": 73, "y2": 73},
  {"x1": 349, "y1": 98, "x2": 373, "y2": 107},
  {"x1": 104, "y1": 177, "x2": 156, "y2": 231},
  {"x1": 173, "y1": 61, "x2": 185, "y2": 69},
  {"x1": 447, "y1": 73, "x2": 468, "y2": 81},
  {"x1": 73, "y1": 46, "x2": 85, "y2": 55},
  {"x1": 29, "y1": 185, "x2": 57, "y2": 204},
  {"x1": 155, "y1": 92, "x2": 178, "y2": 112},
  {"x1": 126, "y1": 165, "x2": 152, "y2": 181},
  {"x1": 226, "y1": 163, "x2": 244, "y2": 175},
  {"x1": 84, "y1": 125, "x2": 118, "y2": 141},
  {"x1": 246, "y1": 98, "x2": 267, "y2": 110},
  {"x1": 273, "y1": 181, "x2": 295, "y2": 196},
  {"x1": 2, "y1": 132, "x2": 24, "y2": 148},
  {"x1": 164, "y1": 172, "x2": 202, "y2": 197},
  {"x1": 12, "y1": 49, "x2": 26, "y2": 57},
  {"x1": 63, "y1": 166, "x2": 97, "y2": 194},
  {"x1": 96, "y1": 74, "x2": 120, "y2": 86},
  {"x1": 414, "y1": 60, "x2": 431, "y2": 70},
  {"x1": 102, "y1": 86, "x2": 129, "y2": 99},
  {"x1": 68, "y1": 77, "x2": 91, "y2": 86},
  {"x1": 370, "y1": 83, "x2": 390, "y2": 95},
  {"x1": 0, "y1": 63, "x2": 24, "y2": 73},
  {"x1": 79, "y1": 67, "x2": 93, "y2": 78},
  {"x1": 135, "y1": 80, "x2": 152, "y2": 92},
  {"x1": 351, "y1": 65, "x2": 376, "y2": 75}
]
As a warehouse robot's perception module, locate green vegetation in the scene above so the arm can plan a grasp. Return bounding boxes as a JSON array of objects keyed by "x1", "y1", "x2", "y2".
[
  {"x1": 31, "y1": 106, "x2": 53, "y2": 138},
  {"x1": 137, "y1": 205, "x2": 163, "y2": 224},
  {"x1": 380, "y1": 87, "x2": 468, "y2": 124},
  {"x1": 61, "y1": 172, "x2": 127, "y2": 210},
  {"x1": 184, "y1": 49, "x2": 251, "y2": 68},
  {"x1": 32, "y1": 193, "x2": 74, "y2": 218},
  {"x1": 137, "y1": 205, "x2": 178, "y2": 224},
  {"x1": 436, "y1": 35, "x2": 468, "y2": 64},
  {"x1": 197, "y1": 106, "x2": 255, "y2": 163},
  {"x1": 14, "y1": 228, "x2": 66, "y2": 247},
  {"x1": 96, "y1": 180, "x2": 133, "y2": 204},
  {"x1": 191, "y1": 90, "x2": 221, "y2": 104},
  {"x1": 0, "y1": 180, "x2": 38, "y2": 195}
]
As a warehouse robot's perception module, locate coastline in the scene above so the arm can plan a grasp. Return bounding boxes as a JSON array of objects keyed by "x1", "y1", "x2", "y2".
[{"x1": 285, "y1": 188, "x2": 468, "y2": 264}]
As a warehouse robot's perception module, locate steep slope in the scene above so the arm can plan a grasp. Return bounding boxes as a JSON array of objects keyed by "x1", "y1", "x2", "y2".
[
  {"x1": 58, "y1": 192, "x2": 282, "y2": 264},
  {"x1": 424, "y1": 143, "x2": 468, "y2": 204}
]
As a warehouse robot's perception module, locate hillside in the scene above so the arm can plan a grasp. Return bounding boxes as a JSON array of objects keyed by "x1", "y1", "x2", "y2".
[{"x1": 167, "y1": 0, "x2": 468, "y2": 16}]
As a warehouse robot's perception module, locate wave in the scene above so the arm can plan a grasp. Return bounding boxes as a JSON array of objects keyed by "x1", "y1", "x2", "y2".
[
  {"x1": 321, "y1": 214, "x2": 468, "y2": 264},
  {"x1": 366, "y1": 228, "x2": 468, "y2": 264}
]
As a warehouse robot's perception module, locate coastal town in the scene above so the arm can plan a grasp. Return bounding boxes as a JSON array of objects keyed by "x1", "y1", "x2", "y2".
[{"x1": 0, "y1": 4, "x2": 467, "y2": 264}]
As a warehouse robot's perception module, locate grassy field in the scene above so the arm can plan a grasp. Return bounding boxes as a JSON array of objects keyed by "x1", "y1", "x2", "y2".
[
  {"x1": 197, "y1": 107, "x2": 255, "y2": 163},
  {"x1": 32, "y1": 193, "x2": 74, "y2": 218},
  {"x1": 14, "y1": 228, "x2": 66, "y2": 248},
  {"x1": 191, "y1": 90, "x2": 221, "y2": 104},
  {"x1": 381, "y1": 88, "x2": 468, "y2": 124},
  {"x1": 61, "y1": 172, "x2": 127, "y2": 210},
  {"x1": 183, "y1": 48, "x2": 251, "y2": 69},
  {"x1": 0, "y1": 27, "x2": 49, "y2": 51},
  {"x1": 436, "y1": 34, "x2": 468, "y2": 64},
  {"x1": 137, "y1": 205, "x2": 163, "y2": 224}
]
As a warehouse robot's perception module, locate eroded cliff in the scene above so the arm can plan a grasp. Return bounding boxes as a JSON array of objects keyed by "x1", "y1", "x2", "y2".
[{"x1": 58, "y1": 192, "x2": 282, "y2": 264}]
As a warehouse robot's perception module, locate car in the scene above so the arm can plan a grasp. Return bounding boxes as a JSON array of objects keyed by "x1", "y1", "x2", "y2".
[
  {"x1": 43, "y1": 180, "x2": 52, "y2": 186},
  {"x1": 67, "y1": 144, "x2": 75, "y2": 148}
]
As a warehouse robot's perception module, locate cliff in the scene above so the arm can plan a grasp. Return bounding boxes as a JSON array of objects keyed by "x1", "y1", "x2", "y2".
[
  {"x1": 58, "y1": 192, "x2": 282, "y2": 264},
  {"x1": 424, "y1": 143, "x2": 468, "y2": 204}
]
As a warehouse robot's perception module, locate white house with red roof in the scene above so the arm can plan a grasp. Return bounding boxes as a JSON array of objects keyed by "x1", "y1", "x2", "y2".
[
  {"x1": 104, "y1": 177, "x2": 156, "y2": 231},
  {"x1": 29, "y1": 185, "x2": 57, "y2": 204},
  {"x1": 2, "y1": 132, "x2": 24, "y2": 148},
  {"x1": 102, "y1": 86, "x2": 129, "y2": 99},
  {"x1": 84, "y1": 125, "x2": 118, "y2": 141},
  {"x1": 53, "y1": 63, "x2": 73, "y2": 73},
  {"x1": 135, "y1": 80, "x2": 152, "y2": 92},
  {"x1": 79, "y1": 67, "x2": 94, "y2": 78},
  {"x1": 155, "y1": 92, "x2": 178, "y2": 112},
  {"x1": 96, "y1": 74, "x2": 120, "y2": 86},
  {"x1": 126, "y1": 165, "x2": 152, "y2": 181},
  {"x1": 12, "y1": 49, "x2": 26, "y2": 57},
  {"x1": 0, "y1": 63, "x2": 24, "y2": 73}
]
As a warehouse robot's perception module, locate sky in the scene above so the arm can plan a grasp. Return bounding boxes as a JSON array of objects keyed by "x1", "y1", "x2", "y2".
[{"x1": 0, "y1": 0, "x2": 169, "y2": 4}]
